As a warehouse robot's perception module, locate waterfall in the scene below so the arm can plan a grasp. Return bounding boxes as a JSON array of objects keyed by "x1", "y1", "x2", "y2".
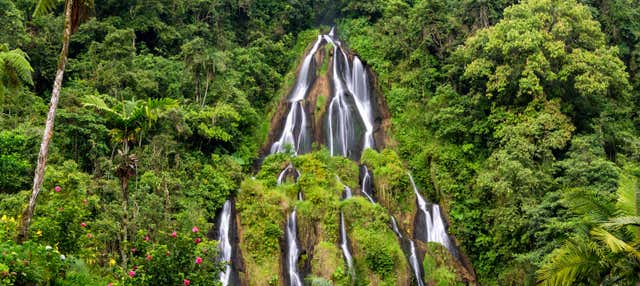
[
  {"x1": 339, "y1": 212, "x2": 354, "y2": 276},
  {"x1": 408, "y1": 240, "x2": 425, "y2": 286},
  {"x1": 277, "y1": 164, "x2": 295, "y2": 185},
  {"x1": 271, "y1": 35, "x2": 324, "y2": 155},
  {"x1": 286, "y1": 208, "x2": 303, "y2": 286},
  {"x1": 336, "y1": 175, "x2": 353, "y2": 199},
  {"x1": 325, "y1": 30, "x2": 376, "y2": 159},
  {"x1": 327, "y1": 44, "x2": 357, "y2": 158},
  {"x1": 218, "y1": 200, "x2": 233, "y2": 286},
  {"x1": 347, "y1": 56, "x2": 375, "y2": 150},
  {"x1": 360, "y1": 166, "x2": 375, "y2": 203},
  {"x1": 390, "y1": 216, "x2": 403, "y2": 238},
  {"x1": 336, "y1": 175, "x2": 354, "y2": 276},
  {"x1": 408, "y1": 173, "x2": 453, "y2": 252}
]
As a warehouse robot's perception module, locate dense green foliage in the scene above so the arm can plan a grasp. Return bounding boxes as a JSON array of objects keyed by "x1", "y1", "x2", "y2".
[
  {"x1": 338, "y1": 0, "x2": 640, "y2": 284},
  {"x1": 2, "y1": 0, "x2": 640, "y2": 284}
]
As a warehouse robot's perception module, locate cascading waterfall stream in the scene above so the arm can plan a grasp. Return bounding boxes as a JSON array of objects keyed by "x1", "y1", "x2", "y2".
[
  {"x1": 336, "y1": 176, "x2": 354, "y2": 276},
  {"x1": 339, "y1": 213, "x2": 354, "y2": 276},
  {"x1": 360, "y1": 166, "x2": 375, "y2": 203},
  {"x1": 390, "y1": 216, "x2": 403, "y2": 238},
  {"x1": 325, "y1": 31, "x2": 376, "y2": 159},
  {"x1": 286, "y1": 208, "x2": 303, "y2": 286},
  {"x1": 359, "y1": 167, "x2": 426, "y2": 285},
  {"x1": 278, "y1": 165, "x2": 304, "y2": 286},
  {"x1": 243, "y1": 27, "x2": 467, "y2": 285},
  {"x1": 217, "y1": 200, "x2": 233, "y2": 286},
  {"x1": 271, "y1": 35, "x2": 324, "y2": 155},
  {"x1": 408, "y1": 173, "x2": 453, "y2": 252},
  {"x1": 408, "y1": 241, "x2": 426, "y2": 286}
]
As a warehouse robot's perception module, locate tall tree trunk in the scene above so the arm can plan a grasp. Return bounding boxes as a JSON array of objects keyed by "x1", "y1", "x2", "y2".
[
  {"x1": 120, "y1": 176, "x2": 129, "y2": 270},
  {"x1": 17, "y1": 0, "x2": 74, "y2": 243}
]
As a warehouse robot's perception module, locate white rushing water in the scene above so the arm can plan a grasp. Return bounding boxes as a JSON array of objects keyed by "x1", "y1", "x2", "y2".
[
  {"x1": 339, "y1": 212, "x2": 354, "y2": 275},
  {"x1": 408, "y1": 173, "x2": 452, "y2": 252},
  {"x1": 390, "y1": 216, "x2": 403, "y2": 238},
  {"x1": 277, "y1": 164, "x2": 294, "y2": 185},
  {"x1": 360, "y1": 166, "x2": 375, "y2": 203},
  {"x1": 218, "y1": 200, "x2": 232, "y2": 286},
  {"x1": 271, "y1": 35, "x2": 324, "y2": 155},
  {"x1": 336, "y1": 175, "x2": 354, "y2": 276},
  {"x1": 335, "y1": 175, "x2": 353, "y2": 199},
  {"x1": 325, "y1": 31, "x2": 376, "y2": 158},
  {"x1": 408, "y1": 240, "x2": 425, "y2": 286},
  {"x1": 347, "y1": 56, "x2": 375, "y2": 150},
  {"x1": 286, "y1": 208, "x2": 303, "y2": 286}
]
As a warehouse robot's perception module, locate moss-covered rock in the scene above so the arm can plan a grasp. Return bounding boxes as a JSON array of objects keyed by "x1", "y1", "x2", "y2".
[{"x1": 361, "y1": 148, "x2": 417, "y2": 235}]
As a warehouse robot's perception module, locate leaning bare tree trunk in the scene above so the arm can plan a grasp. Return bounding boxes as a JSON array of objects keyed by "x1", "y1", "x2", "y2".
[
  {"x1": 17, "y1": 0, "x2": 74, "y2": 243},
  {"x1": 120, "y1": 177, "x2": 129, "y2": 270}
]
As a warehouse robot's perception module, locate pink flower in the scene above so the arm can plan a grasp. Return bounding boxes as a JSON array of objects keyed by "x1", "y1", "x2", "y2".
[
  {"x1": 146, "y1": 254, "x2": 152, "y2": 261},
  {"x1": 171, "y1": 231, "x2": 177, "y2": 238},
  {"x1": 54, "y1": 186, "x2": 61, "y2": 192},
  {"x1": 131, "y1": 248, "x2": 137, "y2": 253},
  {"x1": 107, "y1": 284, "x2": 113, "y2": 286},
  {"x1": 87, "y1": 233, "x2": 93, "y2": 238},
  {"x1": 128, "y1": 270, "x2": 135, "y2": 278},
  {"x1": 183, "y1": 279, "x2": 190, "y2": 286},
  {"x1": 144, "y1": 235, "x2": 149, "y2": 241},
  {"x1": 194, "y1": 237, "x2": 201, "y2": 244},
  {"x1": 80, "y1": 222, "x2": 87, "y2": 228},
  {"x1": 191, "y1": 226, "x2": 199, "y2": 233},
  {"x1": 195, "y1": 256, "x2": 203, "y2": 264}
]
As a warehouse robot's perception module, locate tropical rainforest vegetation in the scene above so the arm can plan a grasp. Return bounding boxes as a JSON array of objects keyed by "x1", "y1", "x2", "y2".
[{"x1": 1, "y1": 0, "x2": 639, "y2": 285}]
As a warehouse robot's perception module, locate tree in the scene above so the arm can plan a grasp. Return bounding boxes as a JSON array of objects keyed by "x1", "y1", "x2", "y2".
[
  {"x1": 538, "y1": 167, "x2": 640, "y2": 285},
  {"x1": 83, "y1": 94, "x2": 177, "y2": 268},
  {"x1": 18, "y1": 0, "x2": 94, "y2": 242}
]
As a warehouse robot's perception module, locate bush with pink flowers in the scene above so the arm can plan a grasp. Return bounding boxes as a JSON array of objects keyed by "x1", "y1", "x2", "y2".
[{"x1": 117, "y1": 229, "x2": 221, "y2": 286}]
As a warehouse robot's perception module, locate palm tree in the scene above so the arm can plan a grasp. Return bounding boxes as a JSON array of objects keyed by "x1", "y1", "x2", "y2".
[
  {"x1": 83, "y1": 94, "x2": 177, "y2": 268},
  {"x1": 538, "y1": 168, "x2": 640, "y2": 285},
  {"x1": 18, "y1": 0, "x2": 94, "y2": 242}
]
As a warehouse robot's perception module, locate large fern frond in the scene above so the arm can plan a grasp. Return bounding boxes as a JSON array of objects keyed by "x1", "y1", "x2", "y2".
[
  {"x1": 82, "y1": 94, "x2": 122, "y2": 122},
  {"x1": 617, "y1": 173, "x2": 639, "y2": 217},
  {"x1": 563, "y1": 188, "x2": 615, "y2": 220},
  {"x1": 33, "y1": 0, "x2": 60, "y2": 16},
  {"x1": 1, "y1": 48, "x2": 34, "y2": 86},
  {"x1": 590, "y1": 227, "x2": 640, "y2": 260},
  {"x1": 602, "y1": 216, "x2": 640, "y2": 229},
  {"x1": 537, "y1": 238, "x2": 604, "y2": 286}
]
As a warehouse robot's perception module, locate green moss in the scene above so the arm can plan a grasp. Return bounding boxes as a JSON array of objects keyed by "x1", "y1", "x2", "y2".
[
  {"x1": 361, "y1": 148, "x2": 416, "y2": 230},
  {"x1": 315, "y1": 93, "x2": 326, "y2": 123},
  {"x1": 330, "y1": 156, "x2": 359, "y2": 188},
  {"x1": 239, "y1": 150, "x2": 418, "y2": 285},
  {"x1": 342, "y1": 197, "x2": 410, "y2": 285},
  {"x1": 319, "y1": 43, "x2": 332, "y2": 75},
  {"x1": 423, "y1": 244, "x2": 465, "y2": 286},
  {"x1": 310, "y1": 241, "x2": 345, "y2": 283},
  {"x1": 237, "y1": 178, "x2": 288, "y2": 285}
]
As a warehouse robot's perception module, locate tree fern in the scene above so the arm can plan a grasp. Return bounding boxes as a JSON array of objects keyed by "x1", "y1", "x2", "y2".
[{"x1": 0, "y1": 45, "x2": 33, "y2": 90}]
